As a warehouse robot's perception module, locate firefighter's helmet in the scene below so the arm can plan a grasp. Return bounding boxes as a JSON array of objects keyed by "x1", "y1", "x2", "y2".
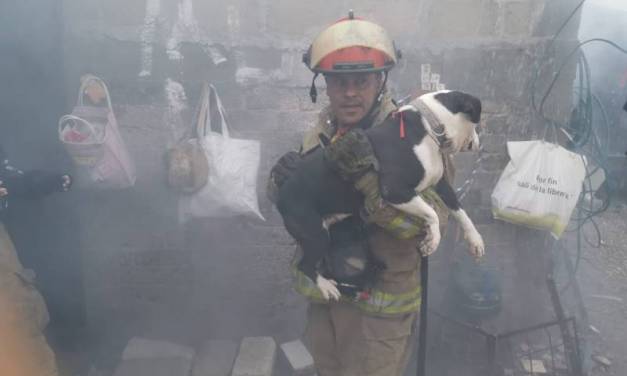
[{"x1": 303, "y1": 11, "x2": 401, "y2": 74}]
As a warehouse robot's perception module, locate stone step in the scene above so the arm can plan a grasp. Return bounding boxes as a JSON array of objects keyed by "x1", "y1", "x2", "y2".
[
  {"x1": 192, "y1": 339, "x2": 239, "y2": 376},
  {"x1": 231, "y1": 336, "x2": 277, "y2": 376},
  {"x1": 279, "y1": 340, "x2": 315, "y2": 376},
  {"x1": 113, "y1": 358, "x2": 192, "y2": 376},
  {"x1": 122, "y1": 337, "x2": 195, "y2": 361}
]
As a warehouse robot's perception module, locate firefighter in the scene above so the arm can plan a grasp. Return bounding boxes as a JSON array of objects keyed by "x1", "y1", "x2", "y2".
[
  {"x1": 0, "y1": 145, "x2": 71, "y2": 376},
  {"x1": 267, "y1": 12, "x2": 455, "y2": 376}
]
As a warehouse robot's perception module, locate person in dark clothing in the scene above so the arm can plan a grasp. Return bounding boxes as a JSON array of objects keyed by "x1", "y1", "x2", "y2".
[
  {"x1": 0, "y1": 145, "x2": 71, "y2": 208},
  {"x1": 0, "y1": 144, "x2": 71, "y2": 376}
]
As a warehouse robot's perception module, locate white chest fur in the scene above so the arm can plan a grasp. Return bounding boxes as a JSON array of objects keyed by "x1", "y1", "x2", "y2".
[{"x1": 412, "y1": 135, "x2": 444, "y2": 192}]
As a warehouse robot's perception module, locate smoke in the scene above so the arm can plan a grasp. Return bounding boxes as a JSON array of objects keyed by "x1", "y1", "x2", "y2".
[
  {"x1": 577, "y1": 0, "x2": 627, "y2": 155},
  {"x1": 3, "y1": 1, "x2": 626, "y2": 374}
]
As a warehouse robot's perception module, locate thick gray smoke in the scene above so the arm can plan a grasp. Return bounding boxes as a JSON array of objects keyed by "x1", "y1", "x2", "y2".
[
  {"x1": 578, "y1": 0, "x2": 627, "y2": 155},
  {"x1": 1, "y1": 1, "x2": 626, "y2": 375}
]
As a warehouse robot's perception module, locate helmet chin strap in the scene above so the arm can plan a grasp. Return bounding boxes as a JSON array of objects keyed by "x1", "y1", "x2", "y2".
[{"x1": 309, "y1": 73, "x2": 319, "y2": 103}]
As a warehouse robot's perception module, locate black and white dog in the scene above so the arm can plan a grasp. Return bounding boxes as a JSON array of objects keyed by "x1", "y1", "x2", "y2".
[{"x1": 277, "y1": 90, "x2": 486, "y2": 300}]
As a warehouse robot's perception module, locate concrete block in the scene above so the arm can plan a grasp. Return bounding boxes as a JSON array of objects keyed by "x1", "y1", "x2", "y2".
[
  {"x1": 462, "y1": 189, "x2": 481, "y2": 206},
  {"x1": 192, "y1": 0, "x2": 229, "y2": 38},
  {"x1": 469, "y1": 171, "x2": 500, "y2": 191},
  {"x1": 192, "y1": 340, "x2": 239, "y2": 376},
  {"x1": 277, "y1": 111, "x2": 319, "y2": 133},
  {"x1": 354, "y1": 1, "x2": 422, "y2": 39},
  {"x1": 122, "y1": 337, "x2": 195, "y2": 361},
  {"x1": 227, "y1": 110, "x2": 280, "y2": 134},
  {"x1": 267, "y1": 0, "x2": 342, "y2": 38},
  {"x1": 488, "y1": 47, "x2": 535, "y2": 100},
  {"x1": 484, "y1": 115, "x2": 510, "y2": 135},
  {"x1": 239, "y1": 46, "x2": 283, "y2": 71},
  {"x1": 231, "y1": 337, "x2": 277, "y2": 376},
  {"x1": 441, "y1": 48, "x2": 491, "y2": 98},
  {"x1": 481, "y1": 100, "x2": 508, "y2": 115},
  {"x1": 478, "y1": 0, "x2": 500, "y2": 37},
  {"x1": 480, "y1": 153, "x2": 509, "y2": 172},
  {"x1": 113, "y1": 358, "x2": 192, "y2": 376},
  {"x1": 503, "y1": 1, "x2": 537, "y2": 37},
  {"x1": 280, "y1": 340, "x2": 315, "y2": 376},
  {"x1": 480, "y1": 134, "x2": 507, "y2": 154},
  {"x1": 64, "y1": 37, "x2": 143, "y2": 86},
  {"x1": 245, "y1": 90, "x2": 281, "y2": 110},
  {"x1": 99, "y1": 0, "x2": 147, "y2": 27},
  {"x1": 425, "y1": 0, "x2": 483, "y2": 39}
]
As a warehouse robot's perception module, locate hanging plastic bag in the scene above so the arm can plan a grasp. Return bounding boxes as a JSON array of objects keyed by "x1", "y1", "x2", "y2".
[
  {"x1": 58, "y1": 75, "x2": 136, "y2": 189},
  {"x1": 178, "y1": 84, "x2": 264, "y2": 222},
  {"x1": 491, "y1": 140, "x2": 586, "y2": 238}
]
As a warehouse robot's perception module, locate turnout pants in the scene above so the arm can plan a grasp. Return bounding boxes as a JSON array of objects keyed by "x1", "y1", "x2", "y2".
[
  {"x1": 306, "y1": 301, "x2": 416, "y2": 376},
  {"x1": 0, "y1": 224, "x2": 58, "y2": 376}
]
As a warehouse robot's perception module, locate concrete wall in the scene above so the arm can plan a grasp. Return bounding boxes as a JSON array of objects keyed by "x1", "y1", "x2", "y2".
[{"x1": 60, "y1": 0, "x2": 583, "y2": 363}]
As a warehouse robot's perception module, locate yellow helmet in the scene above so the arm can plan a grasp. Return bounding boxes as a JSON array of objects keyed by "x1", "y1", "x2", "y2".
[{"x1": 303, "y1": 11, "x2": 401, "y2": 74}]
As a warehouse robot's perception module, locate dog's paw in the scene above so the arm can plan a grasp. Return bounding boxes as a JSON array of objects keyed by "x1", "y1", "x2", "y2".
[
  {"x1": 316, "y1": 275, "x2": 341, "y2": 301},
  {"x1": 466, "y1": 230, "x2": 485, "y2": 259},
  {"x1": 419, "y1": 225, "x2": 441, "y2": 256}
]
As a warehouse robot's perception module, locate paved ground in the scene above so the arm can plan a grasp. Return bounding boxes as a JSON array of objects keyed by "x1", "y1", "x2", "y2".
[
  {"x1": 53, "y1": 195, "x2": 627, "y2": 376},
  {"x1": 572, "y1": 197, "x2": 627, "y2": 376}
]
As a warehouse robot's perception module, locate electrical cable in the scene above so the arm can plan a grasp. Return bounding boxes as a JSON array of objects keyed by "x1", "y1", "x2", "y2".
[{"x1": 526, "y1": 0, "x2": 626, "y2": 282}]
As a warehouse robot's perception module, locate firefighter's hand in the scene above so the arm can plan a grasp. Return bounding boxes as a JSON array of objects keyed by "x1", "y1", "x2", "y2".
[
  {"x1": 316, "y1": 275, "x2": 341, "y2": 301},
  {"x1": 0, "y1": 180, "x2": 7, "y2": 197}
]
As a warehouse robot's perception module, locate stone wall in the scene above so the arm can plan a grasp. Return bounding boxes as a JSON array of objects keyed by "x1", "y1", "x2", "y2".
[{"x1": 60, "y1": 0, "x2": 583, "y2": 358}]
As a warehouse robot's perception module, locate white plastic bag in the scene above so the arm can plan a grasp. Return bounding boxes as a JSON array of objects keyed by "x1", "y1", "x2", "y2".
[
  {"x1": 491, "y1": 140, "x2": 586, "y2": 238},
  {"x1": 178, "y1": 84, "x2": 264, "y2": 222},
  {"x1": 59, "y1": 75, "x2": 136, "y2": 189}
]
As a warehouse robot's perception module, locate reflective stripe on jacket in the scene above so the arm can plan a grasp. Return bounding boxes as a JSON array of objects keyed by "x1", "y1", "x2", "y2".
[{"x1": 292, "y1": 265, "x2": 421, "y2": 315}]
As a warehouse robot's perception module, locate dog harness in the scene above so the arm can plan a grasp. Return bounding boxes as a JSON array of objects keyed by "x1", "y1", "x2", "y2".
[{"x1": 412, "y1": 100, "x2": 451, "y2": 148}]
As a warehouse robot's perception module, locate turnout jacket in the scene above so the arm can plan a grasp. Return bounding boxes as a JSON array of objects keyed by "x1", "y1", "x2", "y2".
[{"x1": 270, "y1": 91, "x2": 454, "y2": 316}]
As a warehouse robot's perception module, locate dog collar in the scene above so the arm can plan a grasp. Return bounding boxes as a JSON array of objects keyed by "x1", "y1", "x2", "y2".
[{"x1": 413, "y1": 99, "x2": 449, "y2": 148}]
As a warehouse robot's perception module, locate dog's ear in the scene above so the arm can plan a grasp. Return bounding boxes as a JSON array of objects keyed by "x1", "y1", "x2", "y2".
[{"x1": 434, "y1": 91, "x2": 482, "y2": 123}]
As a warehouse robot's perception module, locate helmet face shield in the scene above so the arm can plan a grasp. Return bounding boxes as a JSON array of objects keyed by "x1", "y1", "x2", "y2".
[{"x1": 303, "y1": 17, "x2": 400, "y2": 74}]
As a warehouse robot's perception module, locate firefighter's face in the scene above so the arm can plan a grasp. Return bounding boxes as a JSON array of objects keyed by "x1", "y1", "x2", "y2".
[{"x1": 325, "y1": 72, "x2": 382, "y2": 127}]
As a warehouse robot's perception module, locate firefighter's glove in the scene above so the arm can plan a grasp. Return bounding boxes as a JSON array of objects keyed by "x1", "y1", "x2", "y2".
[
  {"x1": 271, "y1": 151, "x2": 301, "y2": 188},
  {"x1": 323, "y1": 128, "x2": 378, "y2": 181},
  {"x1": 267, "y1": 151, "x2": 301, "y2": 204},
  {"x1": 355, "y1": 171, "x2": 424, "y2": 240}
]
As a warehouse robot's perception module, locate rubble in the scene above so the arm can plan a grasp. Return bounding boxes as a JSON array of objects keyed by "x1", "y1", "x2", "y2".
[{"x1": 280, "y1": 339, "x2": 315, "y2": 376}]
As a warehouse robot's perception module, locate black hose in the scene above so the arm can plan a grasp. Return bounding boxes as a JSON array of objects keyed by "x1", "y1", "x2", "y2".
[{"x1": 417, "y1": 255, "x2": 429, "y2": 376}]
